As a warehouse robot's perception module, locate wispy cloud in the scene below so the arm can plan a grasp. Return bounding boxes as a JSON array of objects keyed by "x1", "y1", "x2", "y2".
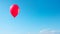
[{"x1": 39, "y1": 29, "x2": 60, "y2": 34}]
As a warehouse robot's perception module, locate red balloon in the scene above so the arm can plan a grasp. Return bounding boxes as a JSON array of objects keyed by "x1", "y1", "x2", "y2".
[{"x1": 10, "y1": 4, "x2": 20, "y2": 18}]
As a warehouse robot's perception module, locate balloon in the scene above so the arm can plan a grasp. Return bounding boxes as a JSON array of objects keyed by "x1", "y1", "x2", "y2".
[{"x1": 10, "y1": 4, "x2": 20, "y2": 18}]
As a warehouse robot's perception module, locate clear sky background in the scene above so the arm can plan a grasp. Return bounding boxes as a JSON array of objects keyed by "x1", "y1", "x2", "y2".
[{"x1": 0, "y1": 0, "x2": 60, "y2": 34}]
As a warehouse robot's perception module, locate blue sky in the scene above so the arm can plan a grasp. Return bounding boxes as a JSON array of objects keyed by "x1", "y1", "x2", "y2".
[{"x1": 0, "y1": 0, "x2": 60, "y2": 34}]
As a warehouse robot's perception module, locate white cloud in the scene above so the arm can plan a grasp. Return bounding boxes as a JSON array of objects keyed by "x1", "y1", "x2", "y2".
[{"x1": 39, "y1": 29, "x2": 60, "y2": 34}]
